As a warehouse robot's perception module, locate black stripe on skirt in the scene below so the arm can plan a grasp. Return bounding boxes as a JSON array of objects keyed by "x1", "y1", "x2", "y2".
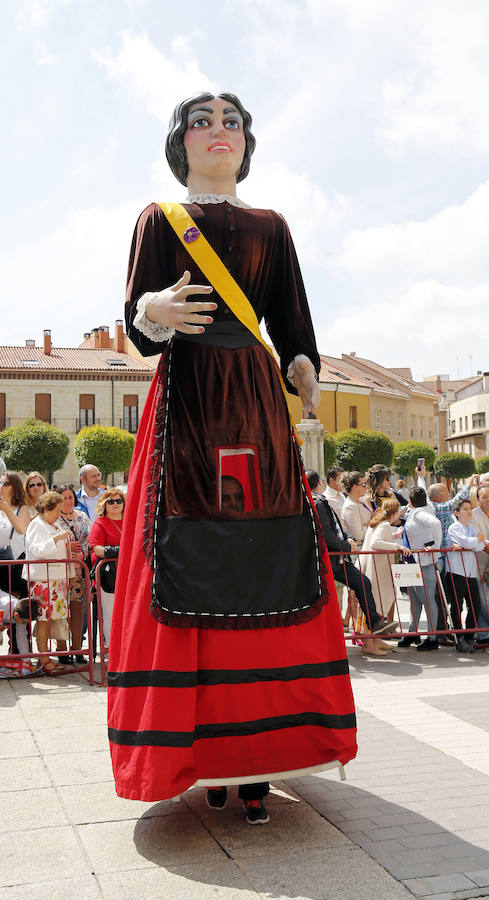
[
  {"x1": 107, "y1": 659, "x2": 349, "y2": 688},
  {"x1": 108, "y1": 710, "x2": 357, "y2": 748}
]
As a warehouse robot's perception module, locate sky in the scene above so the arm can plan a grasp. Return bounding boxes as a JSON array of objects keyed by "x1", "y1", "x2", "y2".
[{"x1": 2, "y1": 0, "x2": 489, "y2": 381}]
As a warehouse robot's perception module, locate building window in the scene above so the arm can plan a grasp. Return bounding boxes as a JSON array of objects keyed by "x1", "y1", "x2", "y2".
[
  {"x1": 410, "y1": 415, "x2": 415, "y2": 438},
  {"x1": 35, "y1": 393, "x2": 51, "y2": 423},
  {"x1": 375, "y1": 409, "x2": 381, "y2": 431},
  {"x1": 0, "y1": 394, "x2": 5, "y2": 430},
  {"x1": 349, "y1": 405, "x2": 358, "y2": 429},
  {"x1": 465, "y1": 416, "x2": 468, "y2": 430},
  {"x1": 428, "y1": 418, "x2": 433, "y2": 439},
  {"x1": 459, "y1": 418, "x2": 463, "y2": 431},
  {"x1": 435, "y1": 418, "x2": 438, "y2": 440},
  {"x1": 451, "y1": 419, "x2": 456, "y2": 434},
  {"x1": 420, "y1": 416, "x2": 424, "y2": 438},
  {"x1": 123, "y1": 395, "x2": 138, "y2": 434},
  {"x1": 473, "y1": 412, "x2": 486, "y2": 429},
  {"x1": 79, "y1": 394, "x2": 95, "y2": 429},
  {"x1": 386, "y1": 412, "x2": 392, "y2": 435},
  {"x1": 397, "y1": 413, "x2": 402, "y2": 437}
]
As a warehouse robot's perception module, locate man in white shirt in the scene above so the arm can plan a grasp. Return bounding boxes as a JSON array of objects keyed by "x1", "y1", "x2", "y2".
[
  {"x1": 76, "y1": 465, "x2": 104, "y2": 524},
  {"x1": 447, "y1": 499, "x2": 488, "y2": 653},
  {"x1": 324, "y1": 467, "x2": 345, "y2": 519},
  {"x1": 400, "y1": 487, "x2": 442, "y2": 651},
  {"x1": 468, "y1": 485, "x2": 489, "y2": 649}
]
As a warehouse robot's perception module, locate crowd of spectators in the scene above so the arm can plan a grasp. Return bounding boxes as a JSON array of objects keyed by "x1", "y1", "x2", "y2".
[
  {"x1": 0, "y1": 463, "x2": 123, "y2": 673},
  {"x1": 306, "y1": 464, "x2": 489, "y2": 657}
]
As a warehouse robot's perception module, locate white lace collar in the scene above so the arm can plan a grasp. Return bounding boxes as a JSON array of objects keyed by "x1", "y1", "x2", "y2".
[{"x1": 185, "y1": 193, "x2": 251, "y2": 209}]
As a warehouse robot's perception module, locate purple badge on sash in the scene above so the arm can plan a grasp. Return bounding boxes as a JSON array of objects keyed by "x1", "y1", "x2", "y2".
[{"x1": 183, "y1": 226, "x2": 200, "y2": 244}]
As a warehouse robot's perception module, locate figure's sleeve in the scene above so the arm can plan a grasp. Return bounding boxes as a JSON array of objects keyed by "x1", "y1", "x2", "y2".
[
  {"x1": 125, "y1": 203, "x2": 176, "y2": 357},
  {"x1": 265, "y1": 214, "x2": 321, "y2": 394}
]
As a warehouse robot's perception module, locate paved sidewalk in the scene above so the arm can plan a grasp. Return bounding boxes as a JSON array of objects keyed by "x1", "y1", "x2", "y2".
[{"x1": 1, "y1": 641, "x2": 488, "y2": 899}]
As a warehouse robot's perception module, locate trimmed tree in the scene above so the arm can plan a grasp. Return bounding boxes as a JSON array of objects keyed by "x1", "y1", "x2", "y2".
[
  {"x1": 334, "y1": 429, "x2": 394, "y2": 472},
  {"x1": 392, "y1": 441, "x2": 436, "y2": 481},
  {"x1": 323, "y1": 432, "x2": 336, "y2": 470},
  {"x1": 434, "y1": 452, "x2": 475, "y2": 492},
  {"x1": 73, "y1": 425, "x2": 135, "y2": 483},
  {"x1": 476, "y1": 455, "x2": 489, "y2": 475},
  {"x1": 0, "y1": 418, "x2": 69, "y2": 481}
]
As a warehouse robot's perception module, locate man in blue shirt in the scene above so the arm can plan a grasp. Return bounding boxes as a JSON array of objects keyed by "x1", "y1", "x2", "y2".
[{"x1": 76, "y1": 465, "x2": 104, "y2": 523}]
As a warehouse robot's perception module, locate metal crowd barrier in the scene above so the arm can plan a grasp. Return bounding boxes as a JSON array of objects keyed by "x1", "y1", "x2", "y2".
[
  {"x1": 0, "y1": 557, "x2": 95, "y2": 684},
  {"x1": 329, "y1": 547, "x2": 489, "y2": 645}
]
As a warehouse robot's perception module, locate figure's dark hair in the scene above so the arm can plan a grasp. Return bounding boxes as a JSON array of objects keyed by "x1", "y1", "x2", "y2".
[
  {"x1": 326, "y1": 466, "x2": 343, "y2": 486},
  {"x1": 4, "y1": 472, "x2": 26, "y2": 508},
  {"x1": 341, "y1": 471, "x2": 364, "y2": 494},
  {"x1": 165, "y1": 92, "x2": 256, "y2": 186},
  {"x1": 453, "y1": 497, "x2": 471, "y2": 514},
  {"x1": 15, "y1": 597, "x2": 40, "y2": 621},
  {"x1": 409, "y1": 487, "x2": 427, "y2": 508}
]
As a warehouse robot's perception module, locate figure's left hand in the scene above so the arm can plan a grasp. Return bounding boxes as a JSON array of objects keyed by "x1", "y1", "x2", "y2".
[{"x1": 288, "y1": 355, "x2": 320, "y2": 417}]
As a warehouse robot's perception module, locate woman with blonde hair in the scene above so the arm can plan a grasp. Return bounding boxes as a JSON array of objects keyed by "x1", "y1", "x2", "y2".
[
  {"x1": 361, "y1": 498, "x2": 410, "y2": 631},
  {"x1": 24, "y1": 491, "x2": 73, "y2": 672},
  {"x1": 89, "y1": 488, "x2": 125, "y2": 644},
  {"x1": 24, "y1": 472, "x2": 47, "y2": 518}
]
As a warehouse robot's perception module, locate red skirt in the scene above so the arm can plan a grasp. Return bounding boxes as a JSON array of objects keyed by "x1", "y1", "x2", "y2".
[{"x1": 108, "y1": 364, "x2": 357, "y2": 801}]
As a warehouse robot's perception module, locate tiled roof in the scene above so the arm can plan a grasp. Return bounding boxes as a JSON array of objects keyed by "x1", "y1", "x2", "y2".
[
  {"x1": 0, "y1": 346, "x2": 154, "y2": 373},
  {"x1": 342, "y1": 354, "x2": 438, "y2": 399},
  {"x1": 320, "y1": 355, "x2": 373, "y2": 388}
]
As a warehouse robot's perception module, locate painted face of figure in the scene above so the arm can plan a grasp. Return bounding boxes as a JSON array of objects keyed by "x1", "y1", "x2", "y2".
[
  {"x1": 184, "y1": 97, "x2": 246, "y2": 183},
  {"x1": 221, "y1": 476, "x2": 244, "y2": 513}
]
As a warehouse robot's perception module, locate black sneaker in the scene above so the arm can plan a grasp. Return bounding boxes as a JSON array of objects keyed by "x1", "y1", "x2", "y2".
[
  {"x1": 397, "y1": 636, "x2": 421, "y2": 647},
  {"x1": 243, "y1": 798, "x2": 270, "y2": 825},
  {"x1": 456, "y1": 637, "x2": 473, "y2": 653},
  {"x1": 417, "y1": 638, "x2": 438, "y2": 651},
  {"x1": 206, "y1": 787, "x2": 228, "y2": 810},
  {"x1": 75, "y1": 655, "x2": 87, "y2": 664}
]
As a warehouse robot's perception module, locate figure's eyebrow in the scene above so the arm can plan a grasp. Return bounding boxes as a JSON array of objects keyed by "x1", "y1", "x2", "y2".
[
  {"x1": 188, "y1": 105, "x2": 214, "y2": 119},
  {"x1": 223, "y1": 106, "x2": 241, "y2": 116}
]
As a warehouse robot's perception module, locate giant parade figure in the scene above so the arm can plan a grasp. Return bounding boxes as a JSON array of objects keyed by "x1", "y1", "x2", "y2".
[{"x1": 107, "y1": 91, "x2": 357, "y2": 824}]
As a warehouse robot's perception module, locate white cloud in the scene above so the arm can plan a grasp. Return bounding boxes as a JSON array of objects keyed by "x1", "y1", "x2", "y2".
[
  {"x1": 15, "y1": 0, "x2": 70, "y2": 31},
  {"x1": 92, "y1": 31, "x2": 214, "y2": 125},
  {"x1": 0, "y1": 201, "x2": 141, "y2": 347}
]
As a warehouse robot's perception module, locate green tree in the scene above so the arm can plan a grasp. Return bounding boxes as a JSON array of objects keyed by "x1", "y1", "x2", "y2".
[
  {"x1": 73, "y1": 425, "x2": 135, "y2": 483},
  {"x1": 0, "y1": 418, "x2": 69, "y2": 481},
  {"x1": 334, "y1": 429, "x2": 394, "y2": 472},
  {"x1": 392, "y1": 441, "x2": 436, "y2": 481},
  {"x1": 434, "y1": 452, "x2": 475, "y2": 492},
  {"x1": 476, "y1": 455, "x2": 489, "y2": 475},
  {"x1": 323, "y1": 432, "x2": 336, "y2": 470}
]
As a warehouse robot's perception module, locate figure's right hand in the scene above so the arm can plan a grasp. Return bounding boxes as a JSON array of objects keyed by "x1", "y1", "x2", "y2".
[{"x1": 145, "y1": 271, "x2": 217, "y2": 335}]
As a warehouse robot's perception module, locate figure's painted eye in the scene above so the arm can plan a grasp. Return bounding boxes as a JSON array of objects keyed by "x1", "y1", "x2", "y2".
[
  {"x1": 225, "y1": 120, "x2": 240, "y2": 129},
  {"x1": 191, "y1": 118, "x2": 209, "y2": 128}
]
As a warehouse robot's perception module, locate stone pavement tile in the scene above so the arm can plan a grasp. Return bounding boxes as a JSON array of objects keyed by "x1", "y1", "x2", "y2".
[
  {"x1": 466, "y1": 869, "x2": 489, "y2": 887},
  {"x1": 403, "y1": 822, "x2": 451, "y2": 837},
  {"x1": 0, "y1": 755, "x2": 51, "y2": 791},
  {"x1": 235, "y1": 845, "x2": 412, "y2": 899},
  {"x1": 34, "y1": 723, "x2": 108, "y2": 754},
  {"x1": 0, "y1": 705, "x2": 29, "y2": 731},
  {"x1": 0, "y1": 825, "x2": 90, "y2": 887},
  {"x1": 401, "y1": 878, "x2": 433, "y2": 896},
  {"x1": 98, "y1": 860, "x2": 259, "y2": 899},
  {"x1": 44, "y1": 749, "x2": 113, "y2": 785},
  {"x1": 22, "y1": 701, "x2": 107, "y2": 729},
  {"x1": 0, "y1": 729, "x2": 38, "y2": 759},
  {"x1": 12, "y1": 681, "x2": 102, "y2": 708},
  {"x1": 419, "y1": 873, "x2": 478, "y2": 892},
  {"x1": 1, "y1": 786, "x2": 68, "y2": 833},
  {"x1": 190, "y1": 797, "x2": 351, "y2": 860},
  {"x1": 77, "y1": 811, "x2": 225, "y2": 873},
  {"x1": 59, "y1": 782, "x2": 178, "y2": 824},
  {"x1": 0, "y1": 875, "x2": 102, "y2": 899}
]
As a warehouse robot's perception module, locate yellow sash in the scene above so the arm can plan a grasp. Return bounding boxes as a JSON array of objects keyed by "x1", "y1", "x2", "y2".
[{"x1": 159, "y1": 201, "x2": 299, "y2": 440}]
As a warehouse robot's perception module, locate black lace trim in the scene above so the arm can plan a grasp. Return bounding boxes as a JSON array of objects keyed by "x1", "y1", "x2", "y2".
[{"x1": 142, "y1": 349, "x2": 171, "y2": 569}]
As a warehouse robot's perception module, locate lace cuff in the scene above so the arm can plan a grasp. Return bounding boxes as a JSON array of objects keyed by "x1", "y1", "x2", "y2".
[{"x1": 133, "y1": 294, "x2": 175, "y2": 343}]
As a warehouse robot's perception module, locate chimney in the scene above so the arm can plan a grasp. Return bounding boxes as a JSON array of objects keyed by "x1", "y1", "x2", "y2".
[
  {"x1": 435, "y1": 375, "x2": 442, "y2": 394},
  {"x1": 115, "y1": 319, "x2": 124, "y2": 353},
  {"x1": 349, "y1": 351, "x2": 356, "y2": 357},
  {"x1": 99, "y1": 325, "x2": 110, "y2": 349},
  {"x1": 84, "y1": 332, "x2": 90, "y2": 340},
  {"x1": 92, "y1": 327, "x2": 100, "y2": 348},
  {"x1": 43, "y1": 329, "x2": 52, "y2": 355},
  {"x1": 25, "y1": 339, "x2": 35, "y2": 347}
]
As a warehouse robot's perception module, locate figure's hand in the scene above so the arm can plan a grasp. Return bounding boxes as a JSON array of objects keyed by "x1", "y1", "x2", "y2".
[
  {"x1": 289, "y1": 355, "x2": 320, "y2": 417},
  {"x1": 145, "y1": 271, "x2": 217, "y2": 335}
]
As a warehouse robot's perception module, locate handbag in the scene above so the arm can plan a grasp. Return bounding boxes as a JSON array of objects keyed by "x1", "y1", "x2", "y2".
[{"x1": 90, "y1": 559, "x2": 117, "y2": 593}]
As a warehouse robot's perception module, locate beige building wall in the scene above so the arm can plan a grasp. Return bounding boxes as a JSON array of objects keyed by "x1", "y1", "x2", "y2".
[
  {"x1": 447, "y1": 393, "x2": 489, "y2": 458},
  {"x1": 370, "y1": 393, "x2": 439, "y2": 448},
  {"x1": 0, "y1": 375, "x2": 152, "y2": 483}
]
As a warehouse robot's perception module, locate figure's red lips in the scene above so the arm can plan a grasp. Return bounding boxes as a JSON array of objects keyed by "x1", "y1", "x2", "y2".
[{"x1": 207, "y1": 141, "x2": 232, "y2": 152}]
